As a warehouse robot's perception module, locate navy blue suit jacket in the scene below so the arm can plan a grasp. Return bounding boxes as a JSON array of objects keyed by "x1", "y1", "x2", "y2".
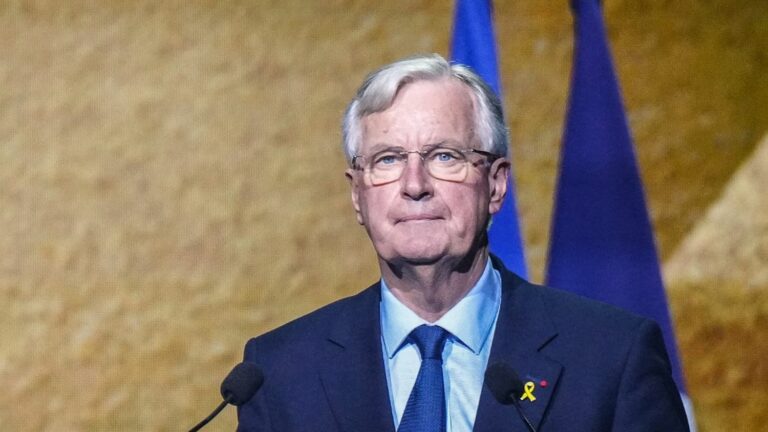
[{"x1": 238, "y1": 260, "x2": 689, "y2": 431}]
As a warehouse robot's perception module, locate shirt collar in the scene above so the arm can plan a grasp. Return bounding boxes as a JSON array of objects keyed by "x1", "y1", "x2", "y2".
[{"x1": 380, "y1": 258, "x2": 501, "y2": 358}]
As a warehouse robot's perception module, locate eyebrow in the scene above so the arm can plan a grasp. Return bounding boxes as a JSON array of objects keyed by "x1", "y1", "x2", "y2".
[{"x1": 363, "y1": 140, "x2": 465, "y2": 154}]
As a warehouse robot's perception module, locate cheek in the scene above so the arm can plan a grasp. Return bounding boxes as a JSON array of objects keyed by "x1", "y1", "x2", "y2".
[
  {"x1": 445, "y1": 186, "x2": 489, "y2": 225},
  {"x1": 357, "y1": 189, "x2": 394, "y2": 229},
  {"x1": 456, "y1": 205, "x2": 486, "y2": 238},
  {"x1": 460, "y1": 202, "x2": 491, "y2": 242}
]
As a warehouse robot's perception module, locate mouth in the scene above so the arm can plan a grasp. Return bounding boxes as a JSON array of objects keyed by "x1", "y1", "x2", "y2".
[{"x1": 396, "y1": 214, "x2": 442, "y2": 223}]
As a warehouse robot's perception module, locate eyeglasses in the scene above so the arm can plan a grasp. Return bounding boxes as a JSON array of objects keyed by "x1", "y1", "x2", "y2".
[{"x1": 352, "y1": 145, "x2": 500, "y2": 186}]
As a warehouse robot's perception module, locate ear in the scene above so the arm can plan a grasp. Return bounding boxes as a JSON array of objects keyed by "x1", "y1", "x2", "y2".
[
  {"x1": 487, "y1": 157, "x2": 510, "y2": 215},
  {"x1": 345, "y1": 168, "x2": 365, "y2": 225}
]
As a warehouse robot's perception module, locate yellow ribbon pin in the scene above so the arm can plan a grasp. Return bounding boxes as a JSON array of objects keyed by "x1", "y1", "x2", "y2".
[{"x1": 520, "y1": 381, "x2": 537, "y2": 402}]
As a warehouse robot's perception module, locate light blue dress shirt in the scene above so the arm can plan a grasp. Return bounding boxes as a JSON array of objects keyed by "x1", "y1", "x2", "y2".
[{"x1": 380, "y1": 259, "x2": 502, "y2": 432}]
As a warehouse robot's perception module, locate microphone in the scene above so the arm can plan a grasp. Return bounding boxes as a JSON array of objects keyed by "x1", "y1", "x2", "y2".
[
  {"x1": 484, "y1": 362, "x2": 538, "y2": 432},
  {"x1": 221, "y1": 362, "x2": 265, "y2": 406},
  {"x1": 189, "y1": 362, "x2": 264, "y2": 432}
]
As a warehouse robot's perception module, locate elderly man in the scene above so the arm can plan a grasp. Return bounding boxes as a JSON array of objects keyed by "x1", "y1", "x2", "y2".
[{"x1": 237, "y1": 54, "x2": 689, "y2": 432}]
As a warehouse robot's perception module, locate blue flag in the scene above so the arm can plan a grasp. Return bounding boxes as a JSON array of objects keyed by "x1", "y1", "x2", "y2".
[
  {"x1": 546, "y1": 0, "x2": 695, "y2": 426},
  {"x1": 450, "y1": 0, "x2": 527, "y2": 278}
]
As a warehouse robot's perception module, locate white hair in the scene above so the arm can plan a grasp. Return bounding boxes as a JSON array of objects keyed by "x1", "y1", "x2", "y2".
[{"x1": 342, "y1": 53, "x2": 509, "y2": 165}]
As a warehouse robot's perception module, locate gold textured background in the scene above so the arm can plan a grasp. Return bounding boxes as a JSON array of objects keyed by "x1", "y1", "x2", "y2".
[{"x1": 1, "y1": 1, "x2": 766, "y2": 430}]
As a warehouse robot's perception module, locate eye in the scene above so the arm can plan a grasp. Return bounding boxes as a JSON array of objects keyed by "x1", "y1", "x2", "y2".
[
  {"x1": 372, "y1": 151, "x2": 403, "y2": 167},
  {"x1": 428, "y1": 147, "x2": 462, "y2": 164}
]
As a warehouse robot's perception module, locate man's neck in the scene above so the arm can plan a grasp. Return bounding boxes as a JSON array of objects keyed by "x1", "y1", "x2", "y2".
[{"x1": 379, "y1": 249, "x2": 489, "y2": 323}]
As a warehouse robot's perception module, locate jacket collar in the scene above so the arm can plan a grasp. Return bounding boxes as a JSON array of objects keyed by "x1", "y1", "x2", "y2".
[
  {"x1": 473, "y1": 257, "x2": 563, "y2": 432},
  {"x1": 319, "y1": 284, "x2": 396, "y2": 432}
]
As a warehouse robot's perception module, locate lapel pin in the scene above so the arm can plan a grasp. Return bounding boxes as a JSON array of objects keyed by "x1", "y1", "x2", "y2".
[{"x1": 520, "y1": 381, "x2": 537, "y2": 402}]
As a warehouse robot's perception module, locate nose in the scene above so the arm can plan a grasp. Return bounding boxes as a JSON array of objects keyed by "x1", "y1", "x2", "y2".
[{"x1": 400, "y1": 153, "x2": 433, "y2": 200}]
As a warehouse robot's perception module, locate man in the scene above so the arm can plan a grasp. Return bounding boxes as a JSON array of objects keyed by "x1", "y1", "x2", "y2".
[{"x1": 237, "y1": 54, "x2": 689, "y2": 431}]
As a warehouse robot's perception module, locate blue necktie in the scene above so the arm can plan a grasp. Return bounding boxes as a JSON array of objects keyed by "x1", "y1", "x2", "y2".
[{"x1": 398, "y1": 325, "x2": 450, "y2": 432}]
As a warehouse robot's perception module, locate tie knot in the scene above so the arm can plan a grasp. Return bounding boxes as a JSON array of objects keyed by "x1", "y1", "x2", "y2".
[{"x1": 409, "y1": 325, "x2": 449, "y2": 360}]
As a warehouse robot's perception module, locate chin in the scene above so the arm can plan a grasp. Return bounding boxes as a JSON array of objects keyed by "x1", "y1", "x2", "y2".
[
  {"x1": 370, "y1": 226, "x2": 461, "y2": 265},
  {"x1": 384, "y1": 242, "x2": 452, "y2": 266},
  {"x1": 394, "y1": 252, "x2": 444, "y2": 265}
]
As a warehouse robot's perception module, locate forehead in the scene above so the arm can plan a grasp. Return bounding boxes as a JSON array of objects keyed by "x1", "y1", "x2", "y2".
[{"x1": 359, "y1": 78, "x2": 476, "y2": 152}]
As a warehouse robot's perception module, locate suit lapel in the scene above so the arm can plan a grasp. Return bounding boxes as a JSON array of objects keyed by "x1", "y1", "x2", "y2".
[
  {"x1": 318, "y1": 285, "x2": 396, "y2": 432},
  {"x1": 314, "y1": 263, "x2": 562, "y2": 432},
  {"x1": 474, "y1": 264, "x2": 563, "y2": 432}
]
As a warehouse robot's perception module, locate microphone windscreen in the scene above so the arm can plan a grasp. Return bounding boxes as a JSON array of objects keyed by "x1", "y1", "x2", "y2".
[
  {"x1": 220, "y1": 362, "x2": 264, "y2": 406},
  {"x1": 485, "y1": 361, "x2": 524, "y2": 405}
]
